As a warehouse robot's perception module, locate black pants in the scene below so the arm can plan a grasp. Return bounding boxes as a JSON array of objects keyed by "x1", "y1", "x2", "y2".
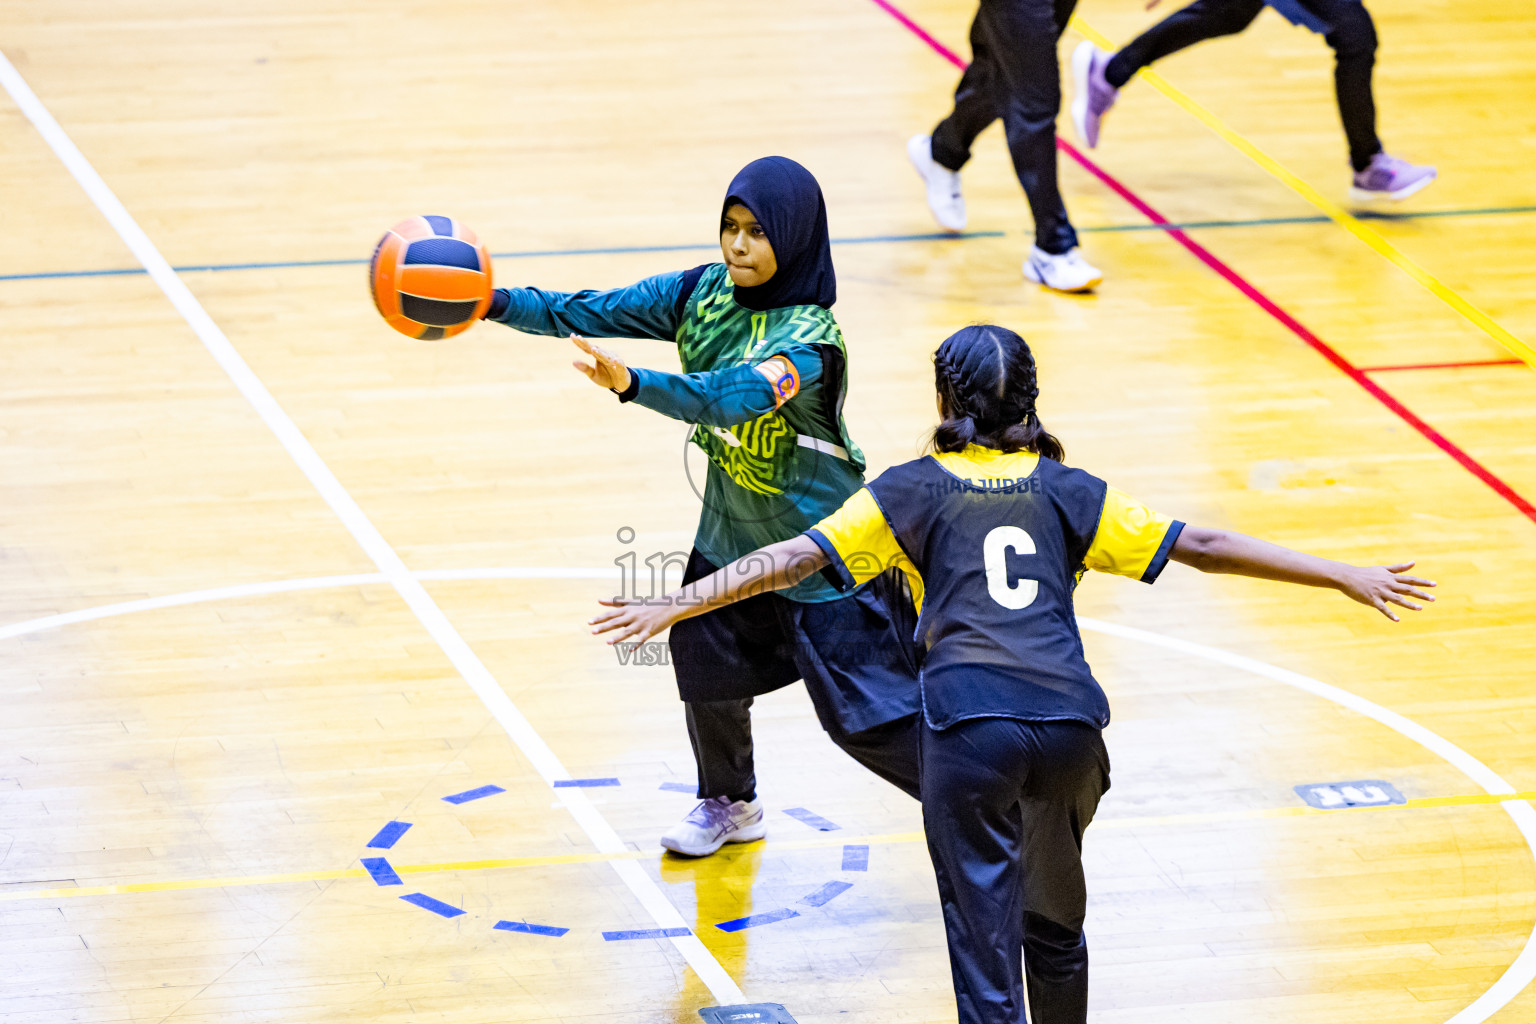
[
  {"x1": 689, "y1": 700, "x2": 921, "y2": 801},
  {"x1": 931, "y1": 0, "x2": 1081, "y2": 254},
  {"x1": 1105, "y1": 0, "x2": 1382, "y2": 171},
  {"x1": 672, "y1": 549, "x2": 923, "y2": 802},
  {"x1": 921, "y1": 716, "x2": 1110, "y2": 1024}
]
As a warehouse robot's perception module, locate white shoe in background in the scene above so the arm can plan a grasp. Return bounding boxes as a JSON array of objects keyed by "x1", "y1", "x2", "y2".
[
  {"x1": 1349, "y1": 152, "x2": 1438, "y2": 202},
  {"x1": 1023, "y1": 246, "x2": 1103, "y2": 293},
  {"x1": 660, "y1": 796, "x2": 767, "y2": 857},
  {"x1": 906, "y1": 134, "x2": 967, "y2": 232},
  {"x1": 1070, "y1": 41, "x2": 1119, "y2": 149}
]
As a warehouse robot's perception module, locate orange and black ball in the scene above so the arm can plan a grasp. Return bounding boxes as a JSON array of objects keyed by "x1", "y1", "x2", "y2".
[{"x1": 369, "y1": 215, "x2": 493, "y2": 340}]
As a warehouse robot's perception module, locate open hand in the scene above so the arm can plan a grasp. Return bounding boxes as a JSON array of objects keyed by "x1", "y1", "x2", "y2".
[
  {"x1": 591, "y1": 597, "x2": 684, "y2": 645},
  {"x1": 1336, "y1": 562, "x2": 1436, "y2": 621},
  {"x1": 570, "y1": 334, "x2": 632, "y2": 392}
]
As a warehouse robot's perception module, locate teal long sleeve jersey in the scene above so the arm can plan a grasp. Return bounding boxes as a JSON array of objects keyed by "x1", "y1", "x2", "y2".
[{"x1": 487, "y1": 263, "x2": 866, "y2": 602}]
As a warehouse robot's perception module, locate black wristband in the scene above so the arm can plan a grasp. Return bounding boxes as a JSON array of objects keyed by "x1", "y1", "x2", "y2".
[
  {"x1": 613, "y1": 372, "x2": 640, "y2": 403},
  {"x1": 483, "y1": 289, "x2": 510, "y2": 320}
]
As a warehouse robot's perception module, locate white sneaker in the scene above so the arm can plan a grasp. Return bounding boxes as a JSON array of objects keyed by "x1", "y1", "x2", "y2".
[
  {"x1": 1349, "y1": 152, "x2": 1438, "y2": 202},
  {"x1": 1070, "y1": 41, "x2": 1119, "y2": 149},
  {"x1": 660, "y1": 796, "x2": 767, "y2": 857},
  {"x1": 1023, "y1": 246, "x2": 1102, "y2": 293},
  {"x1": 907, "y1": 134, "x2": 966, "y2": 232}
]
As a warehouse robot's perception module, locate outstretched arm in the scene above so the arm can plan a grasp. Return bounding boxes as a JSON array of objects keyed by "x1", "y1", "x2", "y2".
[
  {"x1": 571, "y1": 337, "x2": 820, "y2": 426},
  {"x1": 484, "y1": 270, "x2": 692, "y2": 341},
  {"x1": 1170, "y1": 526, "x2": 1435, "y2": 621},
  {"x1": 590, "y1": 535, "x2": 830, "y2": 643}
]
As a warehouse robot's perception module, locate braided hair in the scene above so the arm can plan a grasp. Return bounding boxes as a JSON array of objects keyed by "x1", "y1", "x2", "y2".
[{"x1": 929, "y1": 324, "x2": 1065, "y2": 462}]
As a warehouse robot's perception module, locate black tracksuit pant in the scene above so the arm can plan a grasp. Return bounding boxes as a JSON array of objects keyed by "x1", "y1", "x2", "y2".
[
  {"x1": 674, "y1": 550, "x2": 924, "y2": 803},
  {"x1": 1104, "y1": 0, "x2": 1383, "y2": 172},
  {"x1": 930, "y1": 0, "x2": 1082, "y2": 255},
  {"x1": 921, "y1": 716, "x2": 1110, "y2": 1024},
  {"x1": 692, "y1": 703, "x2": 1109, "y2": 1024},
  {"x1": 688, "y1": 699, "x2": 922, "y2": 801}
]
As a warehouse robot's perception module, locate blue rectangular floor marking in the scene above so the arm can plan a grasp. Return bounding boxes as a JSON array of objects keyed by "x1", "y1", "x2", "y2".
[
  {"x1": 698, "y1": 1003, "x2": 799, "y2": 1024},
  {"x1": 659, "y1": 781, "x2": 696, "y2": 793},
  {"x1": 552, "y1": 777, "x2": 620, "y2": 788},
  {"x1": 494, "y1": 920, "x2": 570, "y2": 937},
  {"x1": 1294, "y1": 779, "x2": 1406, "y2": 809},
  {"x1": 361, "y1": 857, "x2": 403, "y2": 886},
  {"x1": 716, "y1": 908, "x2": 801, "y2": 933},
  {"x1": 400, "y1": 893, "x2": 465, "y2": 918},
  {"x1": 798, "y1": 881, "x2": 853, "y2": 908},
  {"x1": 782, "y1": 807, "x2": 840, "y2": 831},
  {"x1": 366, "y1": 820, "x2": 412, "y2": 849},
  {"x1": 602, "y1": 926, "x2": 692, "y2": 941},
  {"x1": 841, "y1": 844, "x2": 869, "y2": 872},
  {"x1": 442, "y1": 784, "x2": 506, "y2": 804}
]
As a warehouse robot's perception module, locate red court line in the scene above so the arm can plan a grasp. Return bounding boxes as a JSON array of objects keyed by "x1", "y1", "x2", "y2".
[
  {"x1": 867, "y1": 0, "x2": 1536, "y2": 526},
  {"x1": 1361, "y1": 359, "x2": 1526, "y2": 373}
]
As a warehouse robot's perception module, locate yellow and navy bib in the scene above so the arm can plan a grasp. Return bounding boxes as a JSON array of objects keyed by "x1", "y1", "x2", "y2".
[{"x1": 806, "y1": 446, "x2": 1183, "y2": 729}]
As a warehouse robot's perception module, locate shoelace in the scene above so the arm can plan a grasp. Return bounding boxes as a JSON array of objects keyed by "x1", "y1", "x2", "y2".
[
  {"x1": 684, "y1": 797, "x2": 733, "y2": 829},
  {"x1": 1039, "y1": 250, "x2": 1085, "y2": 268},
  {"x1": 1363, "y1": 155, "x2": 1409, "y2": 184}
]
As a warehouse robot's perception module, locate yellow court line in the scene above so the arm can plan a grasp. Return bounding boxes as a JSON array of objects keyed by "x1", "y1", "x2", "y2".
[
  {"x1": 2, "y1": 791, "x2": 1531, "y2": 905},
  {"x1": 1070, "y1": 17, "x2": 1536, "y2": 371}
]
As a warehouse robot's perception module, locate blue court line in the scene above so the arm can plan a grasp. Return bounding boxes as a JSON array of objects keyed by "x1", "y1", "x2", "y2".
[
  {"x1": 1079, "y1": 204, "x2": 1536, "y2": 234},
  {"x1": 552, "y1": 777, "x2": 620, "y2": 788},
  {"x1": 841, "y1": 845, "x2": 869, "y2": 872},
  {"x1": 602, "y1": 926, "x2": 692, "y2": 941},
  {"x1": 3, "y1": 205, "x2": 1530, "y2": 284},
  {"x1": 365, "y1": 820, "x2": 412, "y2": 849},
  {"x1": 0, "y1": 230, "x2": 1001, "y2": 283},
  {"x1": 360, "y1": 857, "x2": 403, "y2": 886},
  {"x1": 799, "y1": 881, "x2": 853, "y2": 908},
  {"x1": 716, "y1": 908, "x2": 801, "y2": 933},
  {"x1": 658, "y1": 781, "x2": 696, "y2": 793},
  {"x1": 400, "y1": 893, "x2": 465, "y2": 918},
  {"x1": 494, "y1": 919, "x2": 570, "y2": 937},
  {"x1": 783, "y1": 807, "x2": 840, "y2": 832},
  {"x1": 442, "y1": 784, "x2": 506, "y2": 804}
]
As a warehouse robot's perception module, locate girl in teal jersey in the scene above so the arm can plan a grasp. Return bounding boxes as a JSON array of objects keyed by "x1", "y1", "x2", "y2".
[
  {"x1": 592, "y1": 323, "x2": 1435, "y2": 1024},
  {"x1": 486, "y1": 156, "x2": 922, "y2": 856}
]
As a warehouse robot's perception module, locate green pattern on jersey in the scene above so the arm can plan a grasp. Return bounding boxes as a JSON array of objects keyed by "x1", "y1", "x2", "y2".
[{"x1": 676, "y1": 264, "x2": 863, "y2": 494}]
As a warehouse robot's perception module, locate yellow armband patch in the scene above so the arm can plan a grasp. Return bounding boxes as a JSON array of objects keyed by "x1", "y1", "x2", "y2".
[{"x1": 754, "y1": 355, "x2": 801, "y2": 409}]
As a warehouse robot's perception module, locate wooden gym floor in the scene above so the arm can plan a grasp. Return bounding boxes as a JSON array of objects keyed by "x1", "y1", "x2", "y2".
[{"x1": 1, "y1": 0, "x2": 1533, "y2": 1021}]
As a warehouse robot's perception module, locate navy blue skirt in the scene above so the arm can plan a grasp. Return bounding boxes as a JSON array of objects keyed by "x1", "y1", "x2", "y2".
[{"x1": 668, "y1": 549, "x2": 922, "y2": 735}]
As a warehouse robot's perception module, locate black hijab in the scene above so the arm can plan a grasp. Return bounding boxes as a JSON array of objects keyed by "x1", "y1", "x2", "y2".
[{"x1": 722, "y1": 156, "x2": 836, "y2": 311}]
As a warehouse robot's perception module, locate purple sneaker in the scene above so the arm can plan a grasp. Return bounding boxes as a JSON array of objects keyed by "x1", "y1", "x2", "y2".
[
  {"x1": 1071, "y1": 41, "x2": 1118, "y2": 149},
  {"x1": 1349, "y1": 153, "x2": 1437, "y2": 201}
]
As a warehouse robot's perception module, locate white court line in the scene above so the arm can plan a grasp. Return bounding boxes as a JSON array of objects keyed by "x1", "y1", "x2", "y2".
[
  {"x1": 4, "y1": 48, "x2": 1531, "y2": 1024},
  {"x1": 0, "y1": 574, "x2": 388, "y2": 642},
  {"x1": 0, "y1": 54, "x2": 744, "y2": 1006},
  {"x1": 4, "y1": 569, "x2": 1534, "y2": 1023},
  {"x1": 1078, "y1": 618, "x2": 1536, "y2": 1024},
  {"x1": 0, "y1": 569, "x2": 616, "y2": 643}
]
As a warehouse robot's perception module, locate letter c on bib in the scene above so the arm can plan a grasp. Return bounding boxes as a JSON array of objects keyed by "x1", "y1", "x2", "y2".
[{"x1": 983, "y1": 526, "x2": 1039, "y2": 610}]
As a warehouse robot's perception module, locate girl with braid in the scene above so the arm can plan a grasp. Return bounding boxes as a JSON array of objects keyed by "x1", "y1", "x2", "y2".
[{"x1": 591, "y1": 323, "x2": 1435, "y2": 1024}]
